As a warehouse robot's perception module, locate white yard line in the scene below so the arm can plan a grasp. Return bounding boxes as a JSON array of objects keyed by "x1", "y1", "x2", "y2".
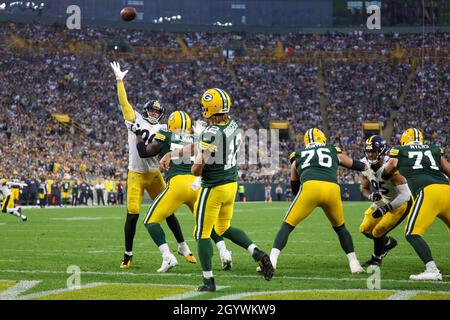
[
  {"x1": 18, "y1": 282, "x2": 104, "y2": 300},
  {"x1": 1, "y1": 269, "x2": 449, "y2": 286},
  {"x1": 0, "y1": 280, "x2": 41, "y2": 300},
  {"x1": 159, "y1": 286, "x2": 229, "y2": 300},
  {"x1": 385, "y1": 291, "x2": 419, "y2": 300},
  {"x1": 212, "y1": 289, "x2": 450, "y2": 300}
]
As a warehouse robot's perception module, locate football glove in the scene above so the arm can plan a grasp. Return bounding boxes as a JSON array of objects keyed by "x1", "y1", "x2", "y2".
[
  {"x1": 372, "y1": 204, "x2": 392, "y2": 218},
  {"x1": 124, "y1": 120, "x2": 141, "y2": 135},
  {"x1": 368, "y1": 192, "x2": 382, "y2": 202},
  {"x1": 189, "y1": 177, "x2": 202, "y2": 191},
  {"x1": 193, "y1": 120, "x2": 207, "y2": 138},
  {"x1": 110, "y1": 61, "x2": 129, "y2": 81}
]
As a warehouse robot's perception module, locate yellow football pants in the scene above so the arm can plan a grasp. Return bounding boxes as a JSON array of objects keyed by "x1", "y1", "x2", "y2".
[
  {"x1": 11, "y1": 188, "x2": 19, "y2": 202},
  {"x1": 1, "y1": 195, "x2": 13, "y2": 212},
  {"x1": 126, "y1": 170, "x2": 167, "y2": 214},
  {"x1": 284, "y1": 180, "x2": 344, "y2": 228},
  {"x1": 143, "y1": 175, "x2": 199, "y2": 224},
  {"x1": 360, "y1": 199, "x2": 412, "y2": 238},
  {"x1": 194, "y1": 182, "x2": 237, "y2": 240},
  {"x1": 405, "y1": 184, "x2": 450, "y2": 236}
]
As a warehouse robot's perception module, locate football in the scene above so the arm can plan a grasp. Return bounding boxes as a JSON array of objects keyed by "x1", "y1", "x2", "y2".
[{"x1": 120, "y1": 7, "x2": 137, "y2": 21}]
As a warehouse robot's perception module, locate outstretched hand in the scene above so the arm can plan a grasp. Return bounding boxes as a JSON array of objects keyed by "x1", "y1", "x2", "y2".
[{"x1": 110, "y1": 61, "x2": 129, "y2": 81}]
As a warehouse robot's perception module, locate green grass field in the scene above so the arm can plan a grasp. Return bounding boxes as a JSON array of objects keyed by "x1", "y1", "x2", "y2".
[{"x1": 0, "y1": 202, "x2": 449, "y2": 300}]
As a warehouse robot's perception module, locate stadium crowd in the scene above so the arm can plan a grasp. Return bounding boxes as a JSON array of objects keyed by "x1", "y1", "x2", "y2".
[{"x1": 0, "y1": 21, "x2": 448, "y2": 192}]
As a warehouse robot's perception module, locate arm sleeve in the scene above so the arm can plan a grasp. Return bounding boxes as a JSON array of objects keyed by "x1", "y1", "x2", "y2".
[
  {"x1": 388, "y1": 183, "x2": 412, "y2": 209},
  {"x1": 117, "y1": 81, "x2": 136, "y2": 122}
]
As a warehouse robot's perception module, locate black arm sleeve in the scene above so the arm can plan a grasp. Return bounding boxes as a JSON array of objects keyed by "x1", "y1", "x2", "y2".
[
  {"x1": 350, "y1": 160, "x2": 366, "y2": 172},
  {"x1": 136, "y1": 141, "x2": 150, "y2": 158},
  {"x1": 381, "y1": 168, "x2": 394, "y2": 180},
  {"x1": 291, "y1": 180, "x2": 300, "y2": 196}
]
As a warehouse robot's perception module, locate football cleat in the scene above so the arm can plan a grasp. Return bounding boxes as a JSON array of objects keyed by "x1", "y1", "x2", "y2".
[
  {"x1": 157, "y1": 253, "x2": 178, "y2": 273},
  {"x1": 120, "y1": 253, "x2": 132, "y2": 269},
  {"x1": 197, "y1": 277, "x2": 216, "y2": 292},
  {"x1": 253, "y1": 248, "x2": 274, "y2": 281},
  {"x1": 349, "y1": 260, "x2": 365, "y2": 274},
  {"x1": 380, "y1": 236, "x2": 398, "y2": 258},
  {"x1": 409, "y1": 270, "x2": 442, "y2": 281},
  {"x1": 361, "y1": 255, "x2": 382, "y2": 268},
  {"x1": 177, "y1": 244, "x2": 197, "y2": 264},
  {"x1": 220, "y1": 250, "x2": 233, "y2": 271},
  {"x1": 256, "y1": 255, "x2": 277, "y2": 273},
  {"x1": 18, "y1": 208, "x2": 27, "y2": 221}
]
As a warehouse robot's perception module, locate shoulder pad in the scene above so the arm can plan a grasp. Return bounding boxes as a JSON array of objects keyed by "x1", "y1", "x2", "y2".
[
  {"x1": 389, "y1": 147, "x2": 400, "y2": 157},
  {"x1": 289, "y1": 152, "x2": 296, "y2": 161}
]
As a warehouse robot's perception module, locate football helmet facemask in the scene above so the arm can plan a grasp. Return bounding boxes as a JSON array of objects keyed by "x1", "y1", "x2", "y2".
[
  {"x1": 143, "y1": 100, "x2": 164, "y2": 124},
  {"x1": 364, "y1": 135, "x2": 387, "y2": 164}
]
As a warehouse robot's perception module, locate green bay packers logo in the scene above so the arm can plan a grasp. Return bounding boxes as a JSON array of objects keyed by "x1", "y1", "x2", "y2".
[{"x1": 203, "y1": 93, "x2": 213, "y2": 102}]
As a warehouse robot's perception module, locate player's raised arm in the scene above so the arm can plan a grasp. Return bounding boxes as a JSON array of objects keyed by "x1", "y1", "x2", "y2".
[
  {"x1": 337, "y1": 152, "x2": 367, "y2": 171},
  {"x1": 110, "y1": 61, "x2": 135, "y2": 122}
]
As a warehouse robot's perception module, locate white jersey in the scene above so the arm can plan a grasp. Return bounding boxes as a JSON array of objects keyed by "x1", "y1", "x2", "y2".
[
  {"x1": 127, "y1": 112, "x2": 166, "y2": 173},
  {"x1": 361, "y1": 156, "x2": 398, "y2": 207},
  {"x1": 1, "y1": 184, "x2": 11, "y2": 198}
]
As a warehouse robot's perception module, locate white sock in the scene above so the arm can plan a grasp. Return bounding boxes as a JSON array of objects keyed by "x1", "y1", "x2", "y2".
[
  {"x1": 125, "y1": 251, "x2": 133, "y2": 256},
  {"x1": 202, "y1": 271, "x2": 213, "y2": 279},
  {"x1": 425, "y1": 261, "x2": 439, "y2": 272},
  {"x1": 159, "y1": 243, "x2": 171, "y2": 257},
  {"x1": 270, "y1": 248, "x2": 280, "y2": 259},
  {"x1": 7, "y1": 209, "x2": 20, "y2": 217},
  {"x1": 247, "y1": 244, "x2": 257, "y2": 255},
  {"x1": 178, "y1": 241, "x2": 190, "y2": 252},
  {"x1": 216, "y1": 240, "x2": 227, "y2": 253},
  {"x1": 346, "y1": 252, "x2": 358, "y2": 263}
]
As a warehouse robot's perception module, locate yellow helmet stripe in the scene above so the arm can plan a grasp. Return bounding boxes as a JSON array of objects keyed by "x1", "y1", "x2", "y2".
[
  {"x1": 368, "y1": 135, "x2": 375, "y2": 143},
  {"x1": 308, "y1": 129, "x2": 314, "y2": 144},
  {"x1": 214, "y1": 88, "x2": 228, "y2": 111}
]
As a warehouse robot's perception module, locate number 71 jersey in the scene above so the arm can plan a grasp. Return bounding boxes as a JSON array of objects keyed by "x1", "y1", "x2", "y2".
[
  {"x1": 290, "y1": 144, "x2": 341, "y2": 184},
  {"x1": 389, "y1": 144, "x2": 449, "y2": 196}
]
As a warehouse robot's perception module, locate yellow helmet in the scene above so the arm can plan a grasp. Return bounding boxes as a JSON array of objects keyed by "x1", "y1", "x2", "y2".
[
  {"x1": 167, "y1": 111, "x2": 192, "y2": 133},
  {"x1": 400, "y1": 128, "x2": 423, "y2": 146},
  {"x1": 304, "y1": 128, "x2": 327, "y2": 146},
  {"x1": 201, "y1": 88, "x2": 231, "y2": 118}
]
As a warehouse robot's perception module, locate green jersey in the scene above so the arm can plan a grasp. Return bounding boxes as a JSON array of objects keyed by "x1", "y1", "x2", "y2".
[
  {"x1": 199, "y1": 118, "x2": 242, "y2": 188},
  {"x1": 290, "y1": 144, "x2": 342, "y2": 184},
  {"x1": 154, "y1": 129, "x2": 194, "y2": 181},
  {"x1": 389, "y1": 144, "x2": 449, "y2": 196}
]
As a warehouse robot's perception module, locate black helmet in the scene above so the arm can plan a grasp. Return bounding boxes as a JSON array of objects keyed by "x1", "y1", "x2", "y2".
[
  {"x1": 143, "y1": 100, "x2": 164, "y2": 124},
  {"x1": 364, "y1": 135, "x2": 387, "y2": 164}
]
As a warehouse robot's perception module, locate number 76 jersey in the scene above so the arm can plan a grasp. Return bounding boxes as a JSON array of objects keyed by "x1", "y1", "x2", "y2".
[
  {"x1": 389, "y1": 144, "x2": 449, "y2": 197},
  {"x1": 290, "y1": 144, "x2": 342, "y2": 184}
]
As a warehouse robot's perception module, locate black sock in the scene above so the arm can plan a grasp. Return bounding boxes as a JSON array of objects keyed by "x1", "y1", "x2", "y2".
[
  {"x1": 373, "y1": 236, "x2": 386, "y2": 257},
  {"x1": 124, "y1": 213, "x2": 139, "y2": 253},
  {"x1": 333, "y1": 224, "x2": 355, "y2": 254},
  {"x1": 406, "y1": 234, "x2": 433, "y2": 264},
  {"x1": 273, "y1": 222, "x2": 295, "y2": 251},
  {"x1": 166, "y1": 214, "x2": 185, "y2": 243},
  {"x1": 210, "y1": 228, "x2": 224, "y2": 244}
]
